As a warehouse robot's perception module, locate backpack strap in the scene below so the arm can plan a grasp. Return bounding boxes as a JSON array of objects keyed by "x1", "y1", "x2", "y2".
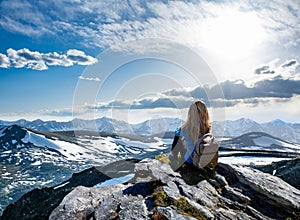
[{"x1": 172, "y1": 128, "x2": 181, "y2": 150}]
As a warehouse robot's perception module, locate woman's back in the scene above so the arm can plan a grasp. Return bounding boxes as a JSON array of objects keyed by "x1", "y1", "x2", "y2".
[{"x1": 172, "y1": 100, "x2": 211, "y2": 164}]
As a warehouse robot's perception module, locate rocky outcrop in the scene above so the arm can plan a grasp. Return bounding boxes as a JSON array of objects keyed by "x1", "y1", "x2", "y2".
[
  {"x1": 255, "y1": 158, "x2": 300, "y2": 190},
  {"x1": 49, "y1": 158, "x2": 300, "y2": 220}
]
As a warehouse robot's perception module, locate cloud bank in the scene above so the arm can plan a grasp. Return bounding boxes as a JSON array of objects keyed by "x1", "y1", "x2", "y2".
[
  {"x1": 84, "y1": 75, "x2": 300, "y2": 110},
  {"x1": 0, "y1": 48, "x2": 98, "y2": 70}
]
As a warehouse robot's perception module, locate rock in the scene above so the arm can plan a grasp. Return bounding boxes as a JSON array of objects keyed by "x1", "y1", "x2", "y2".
[
  {"x1": 217, "y1": 162, "x2": 300, "y2": 219},
  {"x1": 208, "y1": 174, "x2": 228, "y2": 188},
  {"x1": 123, "y1": 182, "x2": 153, "y2": 197},
  {"x1": 133, "y1": 158, "x2": 181, "y2": 184},
  {"x1": 223, "y1": 186, "x2": 251, "y2": 204},
  {"x1": 94, "y1": 192, "x2": 122, "y2": 220},
  {"x1": 156, "y1": 206, "x2": 197, "y2": 220},
  {"x1": 179, "y1": 180, "x2": 219, "y2": 208},
  {"x1": 184, "y1": 197, "x2": 214, "y2": 219},
  {"x1": 163, "y1": 181, "x2": 181, "y2": 200},
  {"x1": 244, "y1": 205, "x2": 274, "y2": 220},
  {"x1": 118, "y1": 195, "x2": 148, "y2": 220},
  {"x1": 214, "y1": 207, "x2": 256, "y2": 220},
  {"x1": 49, "y1": 184, "x2": 127, "y2": 220},
  {"x1": 232, "y1": 164, "x2": 300, "y2": 211},
  {"x1": 255, "y1": 158, "x2": 300, "y2": 190}
]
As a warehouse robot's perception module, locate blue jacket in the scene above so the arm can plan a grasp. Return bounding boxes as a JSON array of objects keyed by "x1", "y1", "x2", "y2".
[{"x1": 173, "y1": 127, "x2": 195, "y2": 163}]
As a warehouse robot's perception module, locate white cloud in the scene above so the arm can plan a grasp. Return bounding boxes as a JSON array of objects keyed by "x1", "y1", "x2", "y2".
[
  {"x1": 0, "y1": 48, "x2": 98, "y2": 70},
  {"x1": 0, "y1": 1, "x2": 53, "y2": 37},
  {"x1": 253, "y1": 58, "x2": 300, "y2": 83},
  {"x1": 78, "y1": 75, "x2": 101, "y2": 82},
  {"x1": 2, "y1": 0, "x2": 298, "y2": 50},
  {"x1": 27, "y1": 61, "x2": 48, "y2": 71},
  {"x1": 0, "y1": 53, "x2": 10, "y2": 68},
  {"x1": 66, "y1": 49, "x2": 98, "y2": 65},
  {"x1": 250, "y1": 0, "x2": 300, "y2": 47}
]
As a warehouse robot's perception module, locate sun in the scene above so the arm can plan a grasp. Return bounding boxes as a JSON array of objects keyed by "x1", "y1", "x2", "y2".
[{"x1": 200, "y1": 9, "x2": 266, "y2": 62}]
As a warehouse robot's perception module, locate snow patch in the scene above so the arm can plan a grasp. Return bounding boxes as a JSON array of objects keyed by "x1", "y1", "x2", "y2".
[
  {"x1": 21, "y1": 131, "x2": 83, "y2": 159},
  {"x1": 31, "y1": 161, "x2": 42, "y2": 166},
  {"x1": 53, "y1": 181, "x2": 70, "y2": 190},
  {"x1": 2, "y1": 150, "x2": 12, "y2": 154},
  {"x1": 0, "y1": 127, "x2": 6, "y2": 138},
  {"x1": 219, "y1": 156, "x2": 290, "y2": 166},
  {"x1": 2, "y1": 172, "x2": 11, "y2": 176},
  {"x1": 253, "y1": 136, "x2": 300, "y2": 150},
  {"x1": 95, "y1": 173, "x2": 134, "y2": 187}
]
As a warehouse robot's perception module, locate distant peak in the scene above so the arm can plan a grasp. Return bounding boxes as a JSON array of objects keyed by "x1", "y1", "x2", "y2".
[
  {"x1": 230, "y1": 118, "x2": 256, "y2": 123},
  {"x1": 268, "y1": 119, "x2": 286, "y2": 125},
  {"x1": 32, "y1": 119, "x2": 44, "y2": 123}
]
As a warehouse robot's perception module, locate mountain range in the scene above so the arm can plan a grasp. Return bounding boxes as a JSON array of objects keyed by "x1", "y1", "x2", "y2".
[{"x1": 0, "y1": 117, "x2": 299, "y2": 143}]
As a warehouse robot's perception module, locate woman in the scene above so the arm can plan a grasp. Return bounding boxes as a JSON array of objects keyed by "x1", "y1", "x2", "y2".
[{"x1": 171, "y1": 100, "x2": 211, "y2": 165}]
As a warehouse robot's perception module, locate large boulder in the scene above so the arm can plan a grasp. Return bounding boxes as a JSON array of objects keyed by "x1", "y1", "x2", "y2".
[
  {"x1": 49, "y1": 185, "x2": 126, "y2": 220},
  {"x1": 255, "y1": 158, "x2": 300, "y2": 190}
]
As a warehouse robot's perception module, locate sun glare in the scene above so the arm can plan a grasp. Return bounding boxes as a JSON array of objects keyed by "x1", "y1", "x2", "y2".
[{"x1": 200, "y1": 10, "x2": 266, "y2": 62}]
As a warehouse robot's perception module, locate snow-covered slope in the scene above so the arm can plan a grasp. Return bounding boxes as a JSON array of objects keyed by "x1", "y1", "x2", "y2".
[
  {"x1": 262, "y1": 119, "x2": 300, "y2": 145},
  {"x1": 218, "y1": 132, "x2": 300, "y2": 166},
  {"x1": 21, "y1": 131, "x2": 83, "y2": 160},
  {"x1": 212, "y1": 118, "x2": 263, "y2": 137},
  {"x1": 220, "y1": 132, "x2": 300, "y2": 153},
  {"x1": 0, "y1": 125, "x2": 170, "y2": 166}
]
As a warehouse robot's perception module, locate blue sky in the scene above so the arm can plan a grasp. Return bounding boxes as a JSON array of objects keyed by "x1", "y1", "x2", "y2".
[{"x1": 0, "y1": 0, "x2": 300, "y2": 123}]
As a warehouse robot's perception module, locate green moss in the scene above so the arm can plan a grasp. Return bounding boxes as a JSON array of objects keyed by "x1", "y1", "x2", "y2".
[
  {"x1": 174, "y1": 197, "x2": 207, "y2": 220},
  {"x1": 152, "y1": 186, "x2": 171, "y2": 207},
  {"x1": 151, "y1": 182, "x2": 207, "y2": 220}
]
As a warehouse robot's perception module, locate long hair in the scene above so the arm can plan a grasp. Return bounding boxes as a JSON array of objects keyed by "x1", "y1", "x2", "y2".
[{"x1": 181, "y1": 100, "x2": 210, "y2": 144}]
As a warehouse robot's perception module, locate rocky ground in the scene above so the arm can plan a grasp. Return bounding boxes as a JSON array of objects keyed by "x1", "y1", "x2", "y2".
[
  {"x1": 2, "y1": 157, "x2": 300, "y2": 220},
  {"x1": 254, "y1": 158, "x2": 300, "y2": 190}
]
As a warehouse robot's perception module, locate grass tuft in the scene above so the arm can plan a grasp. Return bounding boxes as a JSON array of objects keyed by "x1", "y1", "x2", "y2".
[{"x1": 150, "y1": 181, "x2": 207, "y2": 220}]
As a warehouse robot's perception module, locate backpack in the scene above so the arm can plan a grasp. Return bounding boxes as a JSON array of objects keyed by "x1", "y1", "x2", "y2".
[{"x1": 192, "y1": 133, "x2": 219, "y2": 170}]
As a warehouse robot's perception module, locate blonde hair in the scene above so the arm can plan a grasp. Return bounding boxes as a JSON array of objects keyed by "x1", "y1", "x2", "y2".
[{"x1": 181, "y1": 100, "x2": 210, "y2": 144}]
